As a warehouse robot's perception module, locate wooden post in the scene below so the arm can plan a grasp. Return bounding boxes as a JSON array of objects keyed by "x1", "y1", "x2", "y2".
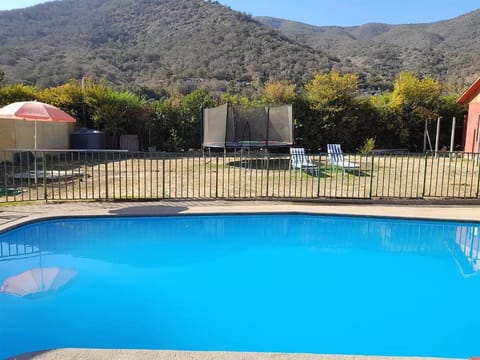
[
  {"x1": 423, "y1": 119, "x2": 428, "y2": 153},
  {"x1": 450, "y1": 117, "x2": 456, "y2": 153},
  {"x1": 435, "y1": 116, "x2": 441, "y2": 154}
]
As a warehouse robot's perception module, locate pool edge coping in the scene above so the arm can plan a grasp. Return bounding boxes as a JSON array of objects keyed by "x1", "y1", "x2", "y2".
[{"x1": 1, "y1": 200, "x2": 479, "y2": 234}]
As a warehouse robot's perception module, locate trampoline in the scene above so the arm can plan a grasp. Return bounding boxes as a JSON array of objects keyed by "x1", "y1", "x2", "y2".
[{"x1": 202, "y1": 104, "x2": 293, "y2": 149}]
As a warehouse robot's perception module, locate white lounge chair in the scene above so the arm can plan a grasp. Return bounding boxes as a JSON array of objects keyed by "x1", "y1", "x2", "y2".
[
  {"x1": 290, "y1": 147, "x2": 318, "y2": 176},
  {"x1": 327, "y1": 144, "x2": 360, "y2": 173}
]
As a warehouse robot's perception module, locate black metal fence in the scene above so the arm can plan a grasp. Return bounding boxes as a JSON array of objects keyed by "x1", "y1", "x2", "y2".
[{"x1": 1, "y1": 149, "x2": 479, "y2": 202}]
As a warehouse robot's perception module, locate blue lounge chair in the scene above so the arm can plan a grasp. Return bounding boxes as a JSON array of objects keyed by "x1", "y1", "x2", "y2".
[
  {"x1": 290, "y1": 147, "x2": 318, "y2": 176},
  {"x1": 327, "y1": 144, "x2": 360, "y2": 173}
]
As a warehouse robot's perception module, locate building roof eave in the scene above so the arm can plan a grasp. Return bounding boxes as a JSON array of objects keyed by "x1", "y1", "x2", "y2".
[{"x1": 458, "y1": 76, "x2": 480, "y2": 104}]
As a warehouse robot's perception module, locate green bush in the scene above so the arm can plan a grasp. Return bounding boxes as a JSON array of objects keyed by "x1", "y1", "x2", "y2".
[{"x1": 357, "y1": 138, "x2": 376, "y2": 154}]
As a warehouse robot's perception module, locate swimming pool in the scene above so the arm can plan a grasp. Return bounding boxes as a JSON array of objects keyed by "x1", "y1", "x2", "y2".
[{"x1": 0, "y1": 213, "x2": 479, "y2": 359}]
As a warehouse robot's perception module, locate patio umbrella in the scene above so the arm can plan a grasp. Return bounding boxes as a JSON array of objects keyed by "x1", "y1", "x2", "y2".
[
  {"x1": 0, "y1": 100, "x2": 76, "y2": 150},
  {"x1": 0, "y1": 267, "x2": 78, "y2": 297}
]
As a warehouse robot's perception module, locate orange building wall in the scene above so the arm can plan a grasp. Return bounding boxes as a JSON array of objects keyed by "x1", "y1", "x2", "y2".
[{"x1": 464, "y1": 102, "x2": 480, "y2": 153}]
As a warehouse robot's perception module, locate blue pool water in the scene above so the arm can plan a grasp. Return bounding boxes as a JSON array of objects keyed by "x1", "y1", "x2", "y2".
[{"x1": 1, "y1": 213, "x2": 480, "y2": 359}]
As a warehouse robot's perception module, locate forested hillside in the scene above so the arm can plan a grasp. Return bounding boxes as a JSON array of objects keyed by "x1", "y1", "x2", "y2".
[
  {"x1": 256, "y1": 9, "x2": 480, "y2": 90},
  {"x1": 0, "y1": 0, "x2": 333, "y2": 90},
  {"x1": 0, "y1": 0, "x2": 478, "y2": 93}
]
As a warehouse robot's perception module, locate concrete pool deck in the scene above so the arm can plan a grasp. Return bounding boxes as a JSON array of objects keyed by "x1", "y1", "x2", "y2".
[
  {"x1": 1, "y1": 200, "x2": 480, "y2": 233},
  {"x1": 9, "y1": 350, "x2": 468, "y2": 360},
  {"x1": 1, "y1": 199, "x2": 478, "y2": 360}
]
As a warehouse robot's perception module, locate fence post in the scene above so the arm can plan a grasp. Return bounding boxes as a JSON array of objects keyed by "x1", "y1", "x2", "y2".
[
  {"x1": 2, "y1": 152, "x2": 7, "y2": 194},
  {"x1": 369, "y1": 153, "x2": 374, "y2": 199},
  {"x1": 215, "y1": 155, "x2": 219, "y2": 198},
  {"x1": 422, "y1": 152, "x2": 428, "y2": 198},
  {"x1": 316, "y1": 153, "x2": 321, "y2": 198},
  {"x1": 162, "y1": 156, "x2": 166, "y2": 199},
  {"x1": 104, "y1": 152, "x2": 109, "y2": 200},
  {"x1": 265, "y1": 152, "x2": 270, "y2": 197},
  {"x1": 42, "y1": 152, "x2": 47, "y2": 202}
]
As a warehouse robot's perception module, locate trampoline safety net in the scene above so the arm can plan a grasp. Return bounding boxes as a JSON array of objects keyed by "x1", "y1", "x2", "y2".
[{"x1": 203, "y1": 103, "x2": 293, "y2": 148}]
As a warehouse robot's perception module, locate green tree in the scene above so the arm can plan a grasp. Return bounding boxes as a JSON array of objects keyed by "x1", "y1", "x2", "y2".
[
  {"x1": 150, "y1": 99, "x2": 180, "y2": 151},
  {"x1": 148, "y1": 88, "x2": 217, "y2": 152},
  {"x1": 368, "y1": 92, "x2": 403, "y2": 148},
  {"x1": 220, "y1": 93, "x2": 257, "y2": 106},
  {"x1": 302, "y1": 71, "x2": 360, "y2": 151},
  {"x1": 390, "y1": 72, "x2": 441, "y2": 150},
  {"x1": 263, "y1": 79, "x2": 296, "y2": 104},
  {"x1": 0, "y1": 84, "x2": 39, "y2": 106},
  {"x1": 87, "y1": 84, "x2": 149, "y2": 144},
  {"x1": 40, "y1": 80, "x2": 85, "y2": 125},
  {"x1": 305, "y1": 71, "x2": 359, "y2": 110},
  {"x1": 391, "y1": 72, "x2": 441, "y2": 112},
  {"x1": 178, "y1": 88, "x2": 217, "y2": 150}
]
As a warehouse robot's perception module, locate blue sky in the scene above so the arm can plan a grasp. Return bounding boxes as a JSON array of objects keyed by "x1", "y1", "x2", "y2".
[{"x1": 0, "y1": 0, "x2": 478, "y2": 26}]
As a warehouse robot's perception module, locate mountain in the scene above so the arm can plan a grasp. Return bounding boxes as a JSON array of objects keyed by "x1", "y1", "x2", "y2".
[
  {"x1": 0, "y1": 0, "x2": 334, "y2": 90},
  {"x1": 0, "y1": 0, "x2": 478, "y2": 92},
  {"x1": 256, "y1": 9, "x2": 480, "y2": 90}
]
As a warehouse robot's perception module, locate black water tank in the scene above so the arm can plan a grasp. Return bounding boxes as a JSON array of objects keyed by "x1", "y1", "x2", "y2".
[{"x1": 70, "y1": 128, "x2": 107, "y2": 149}]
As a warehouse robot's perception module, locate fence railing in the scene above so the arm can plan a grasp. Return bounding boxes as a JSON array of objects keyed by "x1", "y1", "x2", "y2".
[{"x1": 1, "y1": 149, "x2": 479, "y2": 203}]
